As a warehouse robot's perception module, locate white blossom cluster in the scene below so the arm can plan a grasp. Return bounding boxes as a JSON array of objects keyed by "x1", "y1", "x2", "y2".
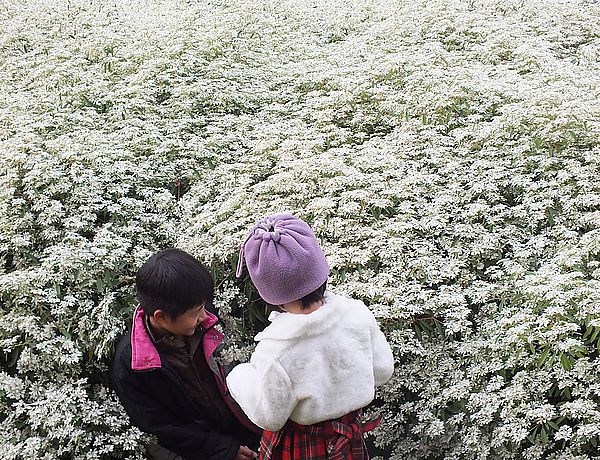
[{"x1": 1, "y1": 0, "x2": 599, "y2": 458}]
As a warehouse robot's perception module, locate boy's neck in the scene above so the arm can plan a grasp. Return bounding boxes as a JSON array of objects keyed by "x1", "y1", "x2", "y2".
[{"x1": 146, "y1": 314, "x2": 173, "y2": 340}]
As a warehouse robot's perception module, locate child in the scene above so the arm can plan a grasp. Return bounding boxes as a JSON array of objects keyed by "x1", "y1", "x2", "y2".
[
  {"x1": 112, "y1": 248, "x2": 260, "y2": 460},
  {"x1": 227, "y1": 214, "x2": 394, "y2": 460}
]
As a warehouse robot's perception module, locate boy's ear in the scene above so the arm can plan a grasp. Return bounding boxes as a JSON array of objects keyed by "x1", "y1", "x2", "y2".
[{"x1": 152, "y1": 309, "x2": 168, "y2": 324}]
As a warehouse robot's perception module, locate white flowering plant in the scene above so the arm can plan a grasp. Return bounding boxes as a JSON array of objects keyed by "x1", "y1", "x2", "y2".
[{"x1": 1, "y1": 0, "x2": 599, "y2": 458}]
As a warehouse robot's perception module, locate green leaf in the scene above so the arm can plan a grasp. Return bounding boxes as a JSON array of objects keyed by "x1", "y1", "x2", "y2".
[
  {"x1": 528, "y1": 426, "x2": 539, "y2": 444},
  {"x1": 560, "y1": 353, "x2": 573, "y2": 371},
  {"x1": 414, "y1": 327, "x2": 423, "y2": 342},
  {"x1": 540, "y1": 426, "x2": 548, "y2": 444},
  {"x1": 421, "y1": 320, "x2": 433, "y2": 332},
  {"x1": 569, "y1": 345, "x2": 587, "y2": 358},
  {"x1": 7, "y1": 349, "x2": 20, "y2": 368},
  {"x1": 537, "y1": 347, "x2": 550, "y2": 368},
  {"x1": 59, "y1": 326, "x2": 72, "y2": 340}
]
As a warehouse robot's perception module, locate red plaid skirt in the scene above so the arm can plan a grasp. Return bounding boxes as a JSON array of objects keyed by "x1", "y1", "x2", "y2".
[{"x1": 259, "y1": 410, "x2": 380, "y2": 460}]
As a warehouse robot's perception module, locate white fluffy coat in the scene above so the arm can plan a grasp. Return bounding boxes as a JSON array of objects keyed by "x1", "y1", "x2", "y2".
[{"x1": 226, "y1": 291, "x2": 395, "y2": 432}]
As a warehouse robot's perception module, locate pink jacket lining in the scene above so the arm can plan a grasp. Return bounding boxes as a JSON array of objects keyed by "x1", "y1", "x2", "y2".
[{"x1": 130, "y1": 306, "x2": 223, "y2": 371}]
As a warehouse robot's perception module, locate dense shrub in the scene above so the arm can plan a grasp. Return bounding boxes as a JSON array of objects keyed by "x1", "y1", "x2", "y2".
[{"x1": 1, "y1": 0, "x2": 599, "y2": 458}]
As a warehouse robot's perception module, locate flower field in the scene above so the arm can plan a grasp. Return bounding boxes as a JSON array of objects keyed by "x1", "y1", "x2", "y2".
[{"x1": 1, "y1": 0, "x2": 599, "y2": 458}]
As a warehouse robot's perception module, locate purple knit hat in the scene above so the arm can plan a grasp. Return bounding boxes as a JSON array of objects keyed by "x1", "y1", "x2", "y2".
[{"x1": 236, "y1": 213, "x2": 330, "y2": 305}]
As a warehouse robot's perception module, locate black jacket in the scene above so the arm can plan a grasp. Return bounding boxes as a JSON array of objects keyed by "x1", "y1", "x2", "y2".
[{"x1": 111, "y1": 308, "x2": 259, "y2": 460}]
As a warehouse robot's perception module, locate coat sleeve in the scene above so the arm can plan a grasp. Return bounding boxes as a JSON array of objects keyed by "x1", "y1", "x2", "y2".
[
  {"x1": 226, "y1": 356, "x2": 295, "y2": 432},
  {"x1": 368, "y1": 312, "x2": 395, "y2": 387},
  {"x1": 112, "y1": 357, "x2": 239, "y2": 460}
]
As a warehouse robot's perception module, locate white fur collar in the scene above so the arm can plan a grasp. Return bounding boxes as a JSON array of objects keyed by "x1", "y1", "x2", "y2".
[{"x1": 255, "y1": 291, "x2": 341, "y2": 341}]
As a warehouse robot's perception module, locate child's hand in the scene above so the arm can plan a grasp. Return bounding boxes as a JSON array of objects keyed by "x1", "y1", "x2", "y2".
[{"x1": 236, "y1": 445, "x2": 258, "y2": 459}]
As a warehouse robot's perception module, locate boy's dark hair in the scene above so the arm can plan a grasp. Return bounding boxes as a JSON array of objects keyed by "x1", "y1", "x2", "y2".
[
  {"x1": 136, "y1": 248, "x2": 214, "y2": 319},
  {"x1": 300, "y1": 281, "x2": 327, "y2": 309}
]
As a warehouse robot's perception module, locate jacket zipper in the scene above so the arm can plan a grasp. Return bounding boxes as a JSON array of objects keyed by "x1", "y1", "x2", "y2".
[
  {"x1": 158, "y1": 363, "x2": 206, "y2": 418},
  {"x1": 201, "y1": 322, "x2": 261, "y2": 434}
]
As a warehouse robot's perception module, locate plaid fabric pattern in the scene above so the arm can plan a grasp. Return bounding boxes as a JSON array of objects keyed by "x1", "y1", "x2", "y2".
[{"x1": 259, "y1": 410, "x2": 380, "y2": 460}]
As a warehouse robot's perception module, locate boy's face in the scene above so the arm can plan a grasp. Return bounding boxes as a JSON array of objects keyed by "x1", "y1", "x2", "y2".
[{"x1": 155, "y1": 304, "x2": 208, "y2": 336}]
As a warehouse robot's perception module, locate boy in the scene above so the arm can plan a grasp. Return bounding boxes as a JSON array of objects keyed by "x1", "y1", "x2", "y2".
[
  {"x1": 112, "y1": 248, "x2": 260, "y2": 460},
  {"x1": 228, "y1": 214, "x2": 394, "y2": 459}
]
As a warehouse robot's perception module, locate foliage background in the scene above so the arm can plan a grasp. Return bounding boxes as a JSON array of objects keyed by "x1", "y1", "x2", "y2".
[{"x1": 1, "y1": 0, "x2": 599, "y2": 458}]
